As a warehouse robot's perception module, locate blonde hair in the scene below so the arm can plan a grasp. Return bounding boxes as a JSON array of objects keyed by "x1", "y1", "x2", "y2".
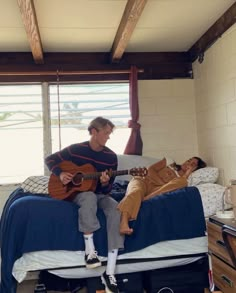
[{"x1": 88, "y1": 116, "x2": 115, "y2": 134}]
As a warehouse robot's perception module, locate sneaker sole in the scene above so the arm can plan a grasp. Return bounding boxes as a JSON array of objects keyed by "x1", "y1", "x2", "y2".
[
  {"x1": 86, "y1": 261, "x2": 102, "y2": 269},
  {"x1": 101, "y1": 276, "x2": 116, "y2": 293}
]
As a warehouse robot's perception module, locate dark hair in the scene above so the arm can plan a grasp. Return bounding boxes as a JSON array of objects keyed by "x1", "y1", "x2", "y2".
[
  {"x1": 193, "y1": 156, "x2": 207, "y2": 170},
  {"x1": 88, "y1": 116, "x2": 115, "y2": 134},
  {"x1": 173, "y1": 156, "x2": 207, "y2": 171}
]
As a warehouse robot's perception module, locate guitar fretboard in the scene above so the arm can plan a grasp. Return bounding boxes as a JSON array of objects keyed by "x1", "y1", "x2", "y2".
[{"x1": 82, "y1": 169, "x2": 129, "y2": 180}]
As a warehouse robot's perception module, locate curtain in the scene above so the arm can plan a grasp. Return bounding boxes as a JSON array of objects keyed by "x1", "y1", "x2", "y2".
[{"x1": 124, "y1": 66, "x2": 143, "y2": 155}]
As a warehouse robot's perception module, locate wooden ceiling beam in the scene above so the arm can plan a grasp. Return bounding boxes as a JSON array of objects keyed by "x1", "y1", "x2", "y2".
[
  {"x1": 188, "y1": 1, "x2": 236, "y2": 63},
  {"x1": 0, "y1": 52, "x2": 190, "y2": 65},
  {"x1": 0, "y1": 52, "x2": 192, "y2": 82},
  {"x1": 110, "y1": 0, "x2": 148, "y2": 63},
  {"x1": 17, "y1": 0, "x2": 44, "y2": 64}
]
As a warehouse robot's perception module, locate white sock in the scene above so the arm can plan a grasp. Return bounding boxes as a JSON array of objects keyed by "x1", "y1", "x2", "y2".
[
  {"x1": 106, "y1": 249, "x2": 118, "y2": 275},
  {"x1": 84, "y1": 233, "x2": 95, "y2": 255}
]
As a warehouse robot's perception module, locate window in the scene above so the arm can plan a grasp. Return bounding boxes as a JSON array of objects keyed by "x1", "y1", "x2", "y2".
[
  {"x1": 0, "y1": 85, "x2": 43, "y2": 184},
  {"x1": 0, "y1": 83, "x2": 130, "y2": 184},
  {"x1": 49, "y1": 83, "x2": 130, "y2": 154}
]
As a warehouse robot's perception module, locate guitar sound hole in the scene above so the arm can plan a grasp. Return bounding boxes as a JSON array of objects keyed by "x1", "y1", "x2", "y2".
[{"x1": 72, "y1": 173, "x2": 82, "y2": 186}]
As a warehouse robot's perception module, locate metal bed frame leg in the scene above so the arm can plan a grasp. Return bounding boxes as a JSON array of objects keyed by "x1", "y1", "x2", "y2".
[{"x1": 34, "y1": 283, "x2": 47, "y2": 293}]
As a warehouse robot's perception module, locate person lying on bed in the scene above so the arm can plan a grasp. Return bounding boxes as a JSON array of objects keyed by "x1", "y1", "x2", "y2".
[
  {"x1": 45, "y1": 116, "x2": 124, "y2": 293},
  {"x1": 118, "y1": 156, "x2": 207, "y2": 235}
]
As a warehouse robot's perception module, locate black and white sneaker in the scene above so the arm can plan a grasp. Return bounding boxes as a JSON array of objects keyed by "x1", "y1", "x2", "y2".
[
  {"x1": 101, "y1": 271, "x2": 119, "y2": 293},
  {"x1": 85, "y1": 251, "x2": 101, "y2": 269}
]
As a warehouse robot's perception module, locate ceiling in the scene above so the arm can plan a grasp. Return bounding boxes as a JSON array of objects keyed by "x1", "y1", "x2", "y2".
[{"x1": 0, "y1": 0, "x2": 235, "y2": 81}]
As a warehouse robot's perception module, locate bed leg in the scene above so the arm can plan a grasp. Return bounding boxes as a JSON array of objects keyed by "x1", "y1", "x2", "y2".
[{"x1": 34, "y1": 283, "x2": 47, "y2": 293}]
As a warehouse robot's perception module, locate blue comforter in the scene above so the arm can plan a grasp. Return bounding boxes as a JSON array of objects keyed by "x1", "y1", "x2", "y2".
[{"x1": 0, "y1": 185, "x2": 206, "y2": 293}]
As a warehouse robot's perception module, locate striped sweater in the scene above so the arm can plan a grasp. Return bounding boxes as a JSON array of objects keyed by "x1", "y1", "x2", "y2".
[{"x1": 45, "y1": 141, "x2": 118, "y2": 194}]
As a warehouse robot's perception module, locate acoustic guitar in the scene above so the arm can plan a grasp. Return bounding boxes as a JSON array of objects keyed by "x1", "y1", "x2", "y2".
[{"x1": 48, "y1": 161, "x2": 148, "y2": 200}]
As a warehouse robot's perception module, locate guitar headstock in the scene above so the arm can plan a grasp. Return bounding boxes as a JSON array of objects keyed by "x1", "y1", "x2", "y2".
[{"x1": 130, "y1": 167, "x2": 148, "y2": 177}]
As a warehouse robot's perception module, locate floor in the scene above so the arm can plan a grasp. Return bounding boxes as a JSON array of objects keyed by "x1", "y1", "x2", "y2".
[
  {"x1": 17, "y1": 280, "x2": 212, "y2": 293},
  {"x1": 17, "y1": 279, "x2": 88, "y2": 293}
]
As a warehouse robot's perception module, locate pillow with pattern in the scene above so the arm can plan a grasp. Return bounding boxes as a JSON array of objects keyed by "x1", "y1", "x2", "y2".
[
  {"x1": 188, "y1": 167, "x2": 219, "y2": 186},
  {"x1": 21, "y1": 176, "x2": 49, "y2": 194}
]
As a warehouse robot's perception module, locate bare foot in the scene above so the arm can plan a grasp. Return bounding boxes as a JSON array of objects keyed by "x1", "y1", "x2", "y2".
[
  {"x1": 120, "y1": 212, "x2": 133, "y2": 235},
  {"x1": 120, "y1": 224, "x2": 133, "y2": 235}
]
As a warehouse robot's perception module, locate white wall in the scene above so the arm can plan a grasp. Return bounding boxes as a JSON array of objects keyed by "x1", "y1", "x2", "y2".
[
  {"x1": 193, "y1": 24, "x2": 236, "y2": 184},
  {"x1": 138, "y1": 79, "x2": 198, "y2": 163}
]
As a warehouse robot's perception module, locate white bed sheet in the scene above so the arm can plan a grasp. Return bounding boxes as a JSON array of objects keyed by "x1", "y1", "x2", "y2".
[
  {"x1": 13, "y1": 236, "x2": 207, "y2": 283},
  {"x1": 196, "y1": 183, "x2": 226, "y2": 218}
]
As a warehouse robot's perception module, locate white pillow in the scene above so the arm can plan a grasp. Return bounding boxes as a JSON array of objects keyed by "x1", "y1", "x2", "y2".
[
  {"x1": 188, "y1": 167, "x2": 219, "y2": 186},
  {"x1": 21, "y1": 176, "x2": 49, "y2": 194},
  {"x1": 196, "y1": 183, "x2": 226, "y2": 218}
]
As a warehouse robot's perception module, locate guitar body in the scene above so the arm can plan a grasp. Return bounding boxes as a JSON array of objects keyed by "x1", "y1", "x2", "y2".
[
  {"x1": 48, "y1": 161, "x2": 97, "y2": 200},
  {"x1": 48, "y1": 160, "x2": 147, "y2": 201}
]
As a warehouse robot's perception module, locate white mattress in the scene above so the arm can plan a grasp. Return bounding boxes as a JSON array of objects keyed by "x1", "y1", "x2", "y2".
[
  {"x1": 48, "y1": 256, "x2": 205, "y2": 280},
  {"x1": 13, "y1": 236, "x2": 207, "y2": 283}
]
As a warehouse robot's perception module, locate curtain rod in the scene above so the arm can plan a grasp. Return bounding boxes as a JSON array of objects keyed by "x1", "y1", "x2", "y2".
[{"x1": 0, "y1": 69, "x2": 144, "y2": 76}]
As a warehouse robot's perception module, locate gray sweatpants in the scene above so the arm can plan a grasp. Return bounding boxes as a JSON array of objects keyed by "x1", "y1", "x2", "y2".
[{"x1": 73, "y1": 191, "x2": 124, "y2": 251}]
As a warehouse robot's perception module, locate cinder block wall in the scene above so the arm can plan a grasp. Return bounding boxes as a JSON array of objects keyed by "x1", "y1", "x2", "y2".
[
  {"x1": 193, "y1": 24, "x2": 236, "y2": 184},
  {"x1": 138, "y1": 79, "x2": 198, "y2": 163}
]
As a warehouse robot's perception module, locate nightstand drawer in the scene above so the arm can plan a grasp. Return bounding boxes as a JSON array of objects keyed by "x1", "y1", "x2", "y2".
[
  {"x1": 222, "y1": 227, "x2": 236, "y2": 268},
  {"x1": 212, "y1": 254, "x2": 236, "y2": 290},
  {"x1": 208, "y1": 222, "x2": 233, "y2": 266}
]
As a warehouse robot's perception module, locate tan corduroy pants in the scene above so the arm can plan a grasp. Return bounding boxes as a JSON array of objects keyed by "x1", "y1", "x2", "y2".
[{"x1": 117, "y1": 176, "x2": 188, "y2": 220}]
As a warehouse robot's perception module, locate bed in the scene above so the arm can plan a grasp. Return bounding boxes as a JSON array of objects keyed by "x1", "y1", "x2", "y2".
[{"x1": 0, "y1": 155, "x2": 226, "y2": 293}]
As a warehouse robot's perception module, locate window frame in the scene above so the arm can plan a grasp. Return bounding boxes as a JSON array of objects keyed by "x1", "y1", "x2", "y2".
[{"x1": 0, "y1": 81, "x2": 130, "y2": 183}]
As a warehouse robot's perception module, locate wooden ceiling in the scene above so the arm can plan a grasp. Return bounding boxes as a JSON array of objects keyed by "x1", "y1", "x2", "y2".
[{"x1": 0, "y1": 0, "x2": 235, "y2": 82}]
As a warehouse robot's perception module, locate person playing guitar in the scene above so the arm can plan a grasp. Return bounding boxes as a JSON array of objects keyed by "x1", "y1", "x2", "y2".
[{"x1": 45, "y1": 116, "x2": 123, "y2": 293}]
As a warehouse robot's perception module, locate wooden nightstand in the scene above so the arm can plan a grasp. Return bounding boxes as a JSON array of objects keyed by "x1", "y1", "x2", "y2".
[{"x1": 207, "y1": 216, "x2": 236, "y2": 292}]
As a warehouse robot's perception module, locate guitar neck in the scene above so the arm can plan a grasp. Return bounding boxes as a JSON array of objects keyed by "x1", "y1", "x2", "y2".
[{"x1": 83, "y1": 169, "x2": 129, "y2": 180}]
